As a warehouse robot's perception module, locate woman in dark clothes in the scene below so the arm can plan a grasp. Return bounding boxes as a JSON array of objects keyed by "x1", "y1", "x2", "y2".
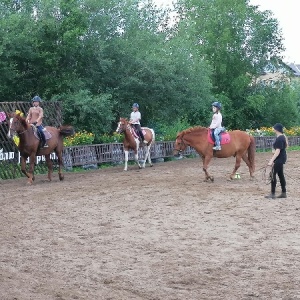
[{"x1": 265, "y1": 123, "x2": 288, "y2": 199}]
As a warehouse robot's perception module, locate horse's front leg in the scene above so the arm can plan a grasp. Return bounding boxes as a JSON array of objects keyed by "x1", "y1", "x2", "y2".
[
  {"x1": 202, "y1": 155, "x2": 214, "y2": 182},
  {"x1": 134, "y1": 150, "x2": 142, "y2": 169},
  {"x1": 124, "y1": 150, "x2": 129, "y2": 171},
  {"x1": 229, "y1": 154, "x2": 242, "y2": 180},
  {"x1": 45, "y1": 154, "x2": 53, "y2": 181},
  {"x1": 27, "y1": 154, "x2": 36, "y2": 184},
  {"x1": 20, "y1": 155, "x2": 30, "y2": 179}
]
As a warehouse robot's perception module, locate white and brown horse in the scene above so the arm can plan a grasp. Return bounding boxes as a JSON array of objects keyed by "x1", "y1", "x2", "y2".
[{"x1": 116, "y1": 118, "x2": 155, "y2": 171}]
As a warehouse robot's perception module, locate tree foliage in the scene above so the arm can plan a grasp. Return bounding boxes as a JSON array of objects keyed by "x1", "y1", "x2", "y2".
[{"x1": 0, "y1": 0, "x2": 298, "y2": 138}]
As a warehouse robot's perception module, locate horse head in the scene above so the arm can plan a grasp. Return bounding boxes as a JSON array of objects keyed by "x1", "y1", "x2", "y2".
[
  {"x1": 116, "y1": 118, "x2": 130, "y2": 134},
  {"x1": 7, "y1": 113, "x2": 29, "y2": 138},
  {"x1": 173, "y1": 132, "x2": 187, "y2": 157}
]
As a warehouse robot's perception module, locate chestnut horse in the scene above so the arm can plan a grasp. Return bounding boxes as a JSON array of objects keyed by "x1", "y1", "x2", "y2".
[
  {"x1": 7, "y1": 113, "x2": 74, "y2": 184},
  {"x1": 116, "y1": 118, "x2": 155, "y2": 171},
  {"x1": 173, "y1": 126, "x2": 255, "y2": 181}
]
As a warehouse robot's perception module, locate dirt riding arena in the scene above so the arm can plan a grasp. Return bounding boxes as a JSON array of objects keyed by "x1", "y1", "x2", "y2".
[{"x1": 1, "y1": 151, "x2": 300, "y2": 300}]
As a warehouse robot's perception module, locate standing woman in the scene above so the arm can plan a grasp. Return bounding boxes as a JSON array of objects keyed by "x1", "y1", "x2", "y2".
[{"x1": 265, "y1": 123, "x2": 288, "y2": 199}]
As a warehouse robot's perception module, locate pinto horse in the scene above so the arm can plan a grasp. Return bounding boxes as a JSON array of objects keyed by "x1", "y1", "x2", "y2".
[
  {"x1": 116, "y1": 118, "x2": 155, "y2": 171},
  {"x1": 173, "y1": 126, "x2": 255, "y2": 181},
  {"x1": 7, "y1": 113, "x2": 75, "y2": 184}
]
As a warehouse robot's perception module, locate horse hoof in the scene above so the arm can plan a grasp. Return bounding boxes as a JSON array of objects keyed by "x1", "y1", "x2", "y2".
[
  {"x1": 139, "y1": 166, "x2": 142, "y2": 169},
  {"x1": 150, "y1": 164, "x2": 153, "y2": 167},
  {"x1": 59, "y1": 175, "x2": 64, "y2": 181},
  {"x1": 210, "y1": 177, "x2": 214, "y2": 182}
]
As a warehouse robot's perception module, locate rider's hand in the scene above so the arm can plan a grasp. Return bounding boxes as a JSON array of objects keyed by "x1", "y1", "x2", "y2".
[{"x1": 32, "y1": 122, "x2": 37, "y2": 126}]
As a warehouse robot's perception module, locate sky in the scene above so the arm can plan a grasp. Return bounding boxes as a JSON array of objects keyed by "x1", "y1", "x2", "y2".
[{"x1": 153, "y1": 0, "x2": 300, "y2": 63}]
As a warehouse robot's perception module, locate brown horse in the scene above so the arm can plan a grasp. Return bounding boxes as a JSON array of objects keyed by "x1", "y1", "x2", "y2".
[
  {"x1": 7, "y1": 113, "x2": 74, "y2": 184},
  {"x1": 116, "y1": 117, "x2": 155, "y2": 171},
  {"x1": 173, "y1": 126, "x2": 255, "y2": 181}
]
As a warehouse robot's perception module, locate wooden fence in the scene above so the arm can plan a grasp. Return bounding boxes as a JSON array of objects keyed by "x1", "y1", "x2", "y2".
[{"x1": 1, "y1": 136, "x2": 299, "y2": 180}]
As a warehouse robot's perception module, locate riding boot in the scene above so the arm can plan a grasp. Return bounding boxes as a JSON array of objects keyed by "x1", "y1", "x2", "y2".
[{"x1": 277, "y1": 192, "x2": 287, "y2": 198}]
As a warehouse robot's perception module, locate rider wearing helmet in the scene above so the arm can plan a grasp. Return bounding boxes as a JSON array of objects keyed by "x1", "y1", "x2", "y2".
[
  {"x1": 209, "y1": 101, "x2": 225, "y2": 151},
  {"x1": 129, "y1": 103, "x2": 146, "y2": 143},
  {"x1": 25, "y1": 95, "x2": 48, "y2": 147}
]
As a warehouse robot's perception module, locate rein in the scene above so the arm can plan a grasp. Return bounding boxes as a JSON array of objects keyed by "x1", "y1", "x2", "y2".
[{"x1": 174, "y1": 136, "x2": 187, "y2": 153}]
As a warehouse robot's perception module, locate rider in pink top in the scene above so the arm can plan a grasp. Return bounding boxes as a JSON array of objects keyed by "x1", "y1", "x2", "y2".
[{"x1": 209, "y1": 101, "x2": 225, "y2": 150}]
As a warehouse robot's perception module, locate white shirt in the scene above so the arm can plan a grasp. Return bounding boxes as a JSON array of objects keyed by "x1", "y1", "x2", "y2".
[
  {"x1": 130, "y1": 111, "x2": 141, "y2": 125},
  {"x1": 209, "y1": 112, "x2": 222, "y2": 129}
]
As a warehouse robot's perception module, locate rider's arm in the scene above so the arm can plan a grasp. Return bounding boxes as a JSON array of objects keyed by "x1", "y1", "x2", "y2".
[
  {"x1": 36, "y1": 108, "x2": 44, "y2": 124},
  {"x1": 26, "y1": 108, "x2": 32, "y2": 123}
]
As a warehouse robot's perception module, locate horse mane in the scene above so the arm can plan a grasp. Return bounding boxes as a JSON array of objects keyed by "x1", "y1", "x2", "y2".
[
  {"x1": 16, "y1": 114, "x2": 29, "y2": 129},
  {"x1": 177, "y1": 126, "x2": 207, "y2": 137}
]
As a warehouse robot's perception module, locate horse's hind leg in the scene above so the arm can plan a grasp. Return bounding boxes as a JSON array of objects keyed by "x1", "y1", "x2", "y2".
[
  {"x1": 142, "y1": 145, "x2": 152, "y2": 168},
  {"x1": 242, "y1": 153, "x2": 254, "y2": 178},
  {"x1": 45, "y1": 154, "x2": 53, "y2": 181},
  {"x1": 55, "y1": 145, "x2": 64, "y2": 181},
  {"x1": 230, "y1": 154, "x2": 242, "y2": 180}
]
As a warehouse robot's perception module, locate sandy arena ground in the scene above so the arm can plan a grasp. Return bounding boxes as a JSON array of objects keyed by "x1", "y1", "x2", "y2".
[{"x1": 1, "y1": 151, "x2": 300, "y2": 300}]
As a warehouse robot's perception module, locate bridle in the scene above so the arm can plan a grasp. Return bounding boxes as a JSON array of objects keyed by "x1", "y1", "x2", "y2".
[
  {"x1": 174, "y1": 136, "x2": 187, "y2": 153},
  {"x1": 9, "y1": 117, "x2": 28, "y2": 136}
]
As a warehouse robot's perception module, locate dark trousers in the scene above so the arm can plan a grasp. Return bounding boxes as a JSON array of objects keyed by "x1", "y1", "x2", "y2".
[
  {"x1": 37, "y1": 125, "x2": 46, "y2": 145},
  {"x1": 271, "y1": 162, "x2": 286, "y2": 193},
  {"x1": 132, "y1": 124, "x2": 144, "y2": 141}
]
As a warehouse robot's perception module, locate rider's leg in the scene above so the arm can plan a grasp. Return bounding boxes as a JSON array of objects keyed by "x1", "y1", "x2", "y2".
[
  {"x1": 136, "y1": 124, "x2": 145, "y2": 142},
  {"x1": 37, "y1": 125, "x2": 47, "y2": 147},
  {"x1": 213, "y1": 128, "x2": 222, "y2": 150}
]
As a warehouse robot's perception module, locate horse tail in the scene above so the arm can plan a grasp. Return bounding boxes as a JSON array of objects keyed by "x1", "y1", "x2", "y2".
[
  {"x1": 150, "y1": 128, "x2": 155, "y2": 144},
  {"x1": 59, "y1": 125, "x2": 75, "y2": 137},
  {"x1": 248, "y1": 135, "x2": 256, "y2": 173}
]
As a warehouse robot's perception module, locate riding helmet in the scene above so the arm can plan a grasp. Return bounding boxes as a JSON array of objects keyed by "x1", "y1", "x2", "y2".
[
  {"x1": 212, "y1": 101, "x2": 222, "y2": 109},
  {"x1": 31, "y1": 95, "x2": 42, "y2": 102},
  {"x1": 132, "y1": 103, "x2": 139, "y2": 108}
]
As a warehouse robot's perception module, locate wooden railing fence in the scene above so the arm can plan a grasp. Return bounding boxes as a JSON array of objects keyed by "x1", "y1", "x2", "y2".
[{"x1": 1, "y1": 136, "x2": 299, "y2": 180}]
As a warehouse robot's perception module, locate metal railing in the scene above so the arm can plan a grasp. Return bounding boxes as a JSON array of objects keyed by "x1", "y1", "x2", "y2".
[{"x1": 0, "y1": 136, "x2": 299, "y2": 180}]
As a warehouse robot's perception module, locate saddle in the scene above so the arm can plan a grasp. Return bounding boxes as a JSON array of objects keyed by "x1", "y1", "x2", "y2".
[
  {"x1": 207, "y1": 129, "x2": 231, "y2": 145},
  {"x1": 31, "y1": 125, "x2": 52, "y2": 141},
  {"x1": 131, "y1": 126, "x2": 146, "y2": 140}
]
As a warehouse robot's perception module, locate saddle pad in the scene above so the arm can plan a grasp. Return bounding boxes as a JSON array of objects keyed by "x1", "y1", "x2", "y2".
[
  {"x1": 34, "y1": 129, "x2": 52, "y2": 140},
  {"x1": 132, "y1": 128, "x2": 147, "y2": 139},
  {"x1": 207, "y1": 129, "x2": 231, "y2": 145}
]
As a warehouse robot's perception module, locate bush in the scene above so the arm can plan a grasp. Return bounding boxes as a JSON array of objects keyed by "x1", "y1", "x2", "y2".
[
  {"x1": 64, "y1": 130, "x2": 94, "y2": 147},
  {"x1": 156, "y1": 118, "x2": 192, "y2": 141},
  {"x1": 98, "y1": 132, "x2": 123, "y2": 144},
  {"x1": 247, "y1": 126, "x2": 300, "y2": 137}
]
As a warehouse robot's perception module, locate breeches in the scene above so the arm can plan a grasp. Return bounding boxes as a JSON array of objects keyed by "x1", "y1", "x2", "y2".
[{"x1": 271, "y1": 162, "x2": 286, "y2": 193}]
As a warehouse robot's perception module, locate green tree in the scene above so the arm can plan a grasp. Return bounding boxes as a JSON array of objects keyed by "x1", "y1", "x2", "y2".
[{"x1": 176, "y1": 0, "x2": 285, "y2": 129}]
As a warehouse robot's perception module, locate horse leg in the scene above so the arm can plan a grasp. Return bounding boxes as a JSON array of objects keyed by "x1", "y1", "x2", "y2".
[
  {"x1": 134, "y1": 150, "x2": 142, "y2": 169},
  {"x1": 27, "y1": 154, "x2": 36, "y2": 184},
  {"x1": 20, "y1": 155, "x2": 30, "y2": 178},
  {"x1": 45, "y1": 154, "x2": 53, "y2": 181},
  {"x1": 242, "y1": 153, "x2": 255, "y2": 178},
  {"x1": 124, "y1": 150, "x2": 129, "y2": 171},
  {"x1": 55, "y1": 147, "x2": 64, "y2": 181},
  {"x1": 202, "y1": 155, "x2": 214, "y2": 182},
  {"x1": 230, "y1": 154, "x2": 243, "y2": 180},
  {"x1": 142, "y1": 145, "x2": 151, "y2": 168},
  {"x1": 147, "y1": 143, "x2": 153, "y2": 167}
]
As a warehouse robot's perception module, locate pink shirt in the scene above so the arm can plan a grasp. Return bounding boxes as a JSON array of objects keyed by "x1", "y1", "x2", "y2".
[{"x1": 209, "y1": 112, "x2": 222, "y2": 129}]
